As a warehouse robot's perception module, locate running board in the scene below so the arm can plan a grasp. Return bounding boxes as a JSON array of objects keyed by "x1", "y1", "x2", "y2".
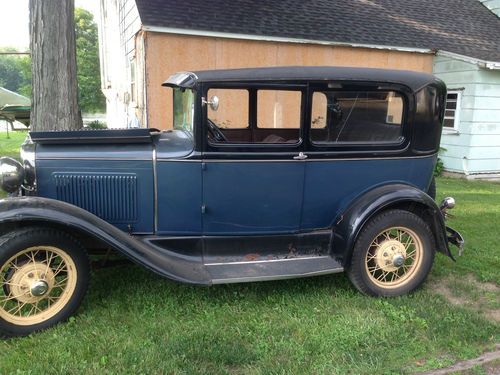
[{"x1": 205, "y1": 256, "x2": 343, "y2": 284}]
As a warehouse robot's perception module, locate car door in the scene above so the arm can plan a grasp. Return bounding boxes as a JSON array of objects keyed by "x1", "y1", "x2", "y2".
[
  {"x1": 201, "y1": 84, "x2": 307, "y2": 235},
  {"x1": 302, "y1": 82, "x2": 416, "y2": 230}
]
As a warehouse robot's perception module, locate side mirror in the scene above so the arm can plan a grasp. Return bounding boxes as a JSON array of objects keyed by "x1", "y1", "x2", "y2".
[{"x1": 209, "y1": 95, "x2": 219, "y2": 111}]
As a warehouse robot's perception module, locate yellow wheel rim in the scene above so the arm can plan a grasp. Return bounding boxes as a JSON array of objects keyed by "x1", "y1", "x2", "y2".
[
  {"x1": 365, "y1": 226, "x2": 423, "y2": 289},
  {"x1": 0, "y1": 246, "x2": 77, "y2": 326}
]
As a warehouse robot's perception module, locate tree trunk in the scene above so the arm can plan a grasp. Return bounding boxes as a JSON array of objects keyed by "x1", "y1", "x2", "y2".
[{"x1": 29, "y1": 0, "x2": 82, "y2": 131}]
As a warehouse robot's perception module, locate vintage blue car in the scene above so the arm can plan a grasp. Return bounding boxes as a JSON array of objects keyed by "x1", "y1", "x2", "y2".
[{"x1": 0, "y1": 67, "x2": 463, "y2": 337}]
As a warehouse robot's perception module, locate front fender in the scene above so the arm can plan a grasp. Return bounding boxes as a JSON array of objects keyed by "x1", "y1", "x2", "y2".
[
  {"x1": 331, "y1": 183, "x2": 452, "y2": 266},
  {"x1": 0, "y1": 197, "x2": 210, "y2": 285}
]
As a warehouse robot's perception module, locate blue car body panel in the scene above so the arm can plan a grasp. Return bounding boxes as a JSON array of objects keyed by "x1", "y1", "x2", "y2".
[
  {"x1": 156, "y1": 160, "x2": 202, "y2": 235},
  {"x1": 33, "y1": 135, "x2": 435, "y2": 237},
  {"x1": 36, "y1": 158, "x2": 155, "y2": 233},
  {"x1": 301, "y1": 156, "x2": 435, "y2": 229},
  {"x1": 202, "y1": 160, "x2": 305, "y2": 234}
]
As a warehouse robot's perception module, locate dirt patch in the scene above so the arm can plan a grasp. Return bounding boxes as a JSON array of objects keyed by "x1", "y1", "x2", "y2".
[
  {"x1": 434, "y1": 284, "x2": 469, "y2": 306},
  {"x1": 416, "y1": 345, "x2": 500, "y2": 374},
  {"x1": 471, "y1": 277, "x2": 500, "y2": 294},
  {"x1": 484, "y1": 310, "x2": 500, "y2": 323},
  {"x1": 481, "y1": 358, "x2": 500, "y2": 375},
  {"x1": 432, "y1": 275, "x2": 500, "y2": 323}
]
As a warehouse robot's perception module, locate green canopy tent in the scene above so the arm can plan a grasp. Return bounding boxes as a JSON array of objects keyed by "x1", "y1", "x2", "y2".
[{"x1": 0, "y1": 87, "x2": 31, "y2": 130}]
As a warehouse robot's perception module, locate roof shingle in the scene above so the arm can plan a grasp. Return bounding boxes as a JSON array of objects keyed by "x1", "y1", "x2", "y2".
[{"x1": 135, "y1": 0, "x2": 500, "y2": 62}]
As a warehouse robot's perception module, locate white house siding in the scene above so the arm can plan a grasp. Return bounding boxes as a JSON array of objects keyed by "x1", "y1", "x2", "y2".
[
  {"x1": 479, "y1": 0, "x2": 500, "y2": 17},
  {"x1": 98, "y1": 0, "x2": 142, "y2": 128},
  {"x1": 119, "y1": 0, "x2": 141, "y2": 58},
  {"x1": 433, "y1": 55, "x2": 500, "y2": 175}
]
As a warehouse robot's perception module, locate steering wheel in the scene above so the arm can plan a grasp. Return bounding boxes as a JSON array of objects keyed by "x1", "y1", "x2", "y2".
[{"x1": 207, "y1": 119, "x2": 228, "y2": 142}]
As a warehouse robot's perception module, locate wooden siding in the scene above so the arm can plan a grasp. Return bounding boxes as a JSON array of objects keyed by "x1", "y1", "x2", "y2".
[
  {"x1": 433, "y1": 55, "x2": 500, "y2": 174},
  {"x1": 143, "y1": 33, "x2": 433, "y2": 131}
]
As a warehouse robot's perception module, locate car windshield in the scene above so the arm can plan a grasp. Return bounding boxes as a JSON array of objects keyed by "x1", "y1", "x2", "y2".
[{"x1": 173, "y1": 88, "x2": 194, "y2": 132}]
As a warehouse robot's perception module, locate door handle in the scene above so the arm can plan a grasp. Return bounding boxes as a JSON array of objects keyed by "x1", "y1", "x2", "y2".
[{"x1": 293, "y1": 152, "x2": 308, "y2": 160}]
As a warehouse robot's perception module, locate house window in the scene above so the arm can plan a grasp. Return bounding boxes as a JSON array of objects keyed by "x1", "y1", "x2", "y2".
[
  {"x1": 443, "y1": 91, "x2": 461, "y2": 130},
  {"x1": 130, "y1": 59, "x2": 136, "y2": 103}
]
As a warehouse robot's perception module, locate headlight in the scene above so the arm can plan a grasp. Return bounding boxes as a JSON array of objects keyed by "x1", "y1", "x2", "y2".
[
  {"x1": 20, "y1": 135, "x2": 36, "y2": 190},
  {"x1": 0, "y1": 157, "x2": 24, "y2": 193}
]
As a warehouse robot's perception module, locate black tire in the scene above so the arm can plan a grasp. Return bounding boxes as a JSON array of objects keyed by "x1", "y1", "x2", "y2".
[
  {"x1": 427, "y1": 176, "x2": 436, "y2": 200},
  {"x1": 0, "y1": 227, "x2": 90, "y2": 338},
  {"x1": 347, "y1": 209, "x2": 435, "y2": 297}
]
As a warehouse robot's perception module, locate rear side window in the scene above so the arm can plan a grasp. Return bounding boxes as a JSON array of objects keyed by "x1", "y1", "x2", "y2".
[{"x1": 310, "y1": 90, "x2": 404, "y2": 144}]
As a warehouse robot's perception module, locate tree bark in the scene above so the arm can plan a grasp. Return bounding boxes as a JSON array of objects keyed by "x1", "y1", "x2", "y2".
[{"x1": 29, "y1": 0, "x2": 82, "y2": 131}]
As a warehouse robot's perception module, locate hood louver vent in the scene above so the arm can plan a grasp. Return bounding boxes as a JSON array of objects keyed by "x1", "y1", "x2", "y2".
[{"x1": 53, "y1": 173, "x2": 138, "y2": 223}]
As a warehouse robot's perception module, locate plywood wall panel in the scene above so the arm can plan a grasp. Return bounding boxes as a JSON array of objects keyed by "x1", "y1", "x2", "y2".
[{"x1": 144, "y1": 33, "x2": 434, "y2": 130}]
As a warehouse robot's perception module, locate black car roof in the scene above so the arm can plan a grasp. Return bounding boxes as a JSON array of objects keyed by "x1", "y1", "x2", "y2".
[{"x1": 163, "y1": 66, "x2": 439, "y2": 92}]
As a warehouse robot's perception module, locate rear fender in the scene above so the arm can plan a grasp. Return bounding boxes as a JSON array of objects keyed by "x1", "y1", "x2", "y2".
[{"x1": 331, "y1": 183, "x2": 452, "y2": 266}]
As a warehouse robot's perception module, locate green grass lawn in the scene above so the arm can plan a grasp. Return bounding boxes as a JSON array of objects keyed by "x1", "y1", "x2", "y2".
[
  {"x1": 0, "y1": 131, "x2": 27, "y2": 159},
  {"x1": 0, "y1": 131, "x2": 27, "y2": 199},
  {"x1": 0, "y1": 133, "x2": 498, "y2": 374}
]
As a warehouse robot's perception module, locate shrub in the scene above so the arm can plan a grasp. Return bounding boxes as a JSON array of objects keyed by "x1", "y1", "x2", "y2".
[
  {"x1": 87, "y1": 120, "x2": 107, "y2": 129},
  {"x1": 434, "y1": 147, "x2": 446, "y2": 177}
]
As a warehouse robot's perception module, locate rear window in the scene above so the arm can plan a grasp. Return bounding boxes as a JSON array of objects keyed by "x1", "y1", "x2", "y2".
[{"x1": 310, "y1": 90, "x2": 404, "y2": 144}]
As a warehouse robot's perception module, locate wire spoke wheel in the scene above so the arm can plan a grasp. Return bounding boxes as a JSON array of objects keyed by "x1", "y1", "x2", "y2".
[
  {"x1": 0, "y1": 246, "x2": 78, "y2": 326},
  {"x1": 364, "y1": 227, "x2": 423, "y2": 288},
  {"x1": 348, "y1": 209, "x2": 434, "y2": 297}
]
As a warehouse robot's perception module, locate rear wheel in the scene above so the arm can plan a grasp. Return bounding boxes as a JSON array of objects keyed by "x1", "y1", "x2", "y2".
[
  {"x1": 347, "y1": 209, "x2": 435, "y2": 297},
  {"x1": 0, "y1": 227, "x2": 90, "y2": 338}
]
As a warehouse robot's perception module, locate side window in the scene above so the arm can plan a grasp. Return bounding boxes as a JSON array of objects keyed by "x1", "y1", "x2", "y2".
[
  {"x1": 310, "y1": 90, "x2": 404, "y2": 144},
  {"x1": 207, "y1": 88, "x2": 302, "y2": 144},
  {"x1": 255, "y1": 90, "x2": 301, "y2": 143},
  {"x1": 208, "y1": 89, "x2": 249, "y2": 129},
  {"x1": 311, "y1": 92, "x2": 327, "y2": 129}
]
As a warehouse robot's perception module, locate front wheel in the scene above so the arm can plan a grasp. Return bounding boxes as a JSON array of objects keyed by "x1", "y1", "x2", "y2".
[
  {"x1": 347, "y1": 209, "x2": 435, "y2": 297},
  {"x1": 0, "y1": 227, "x2": 90, "y2": 338}
]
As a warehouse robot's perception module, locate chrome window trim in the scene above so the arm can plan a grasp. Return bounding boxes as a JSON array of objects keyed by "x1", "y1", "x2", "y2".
[
  {"x1": 173, "y1": 154, "x2": 437, "y2": 163},
  {"x1": 36, "y1": 157, "x2": 152, "y2": 161}
]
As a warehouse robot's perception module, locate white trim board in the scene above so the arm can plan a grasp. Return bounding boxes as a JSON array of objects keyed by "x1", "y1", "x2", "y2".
[{"x1": 141, "y1": 25, "x2": 433, "y2": 54}]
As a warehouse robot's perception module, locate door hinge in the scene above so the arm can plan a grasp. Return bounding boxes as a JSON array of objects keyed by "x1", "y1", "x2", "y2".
[{"x1": 201, "y1": 204, "x2": 206, "y2": 214}]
